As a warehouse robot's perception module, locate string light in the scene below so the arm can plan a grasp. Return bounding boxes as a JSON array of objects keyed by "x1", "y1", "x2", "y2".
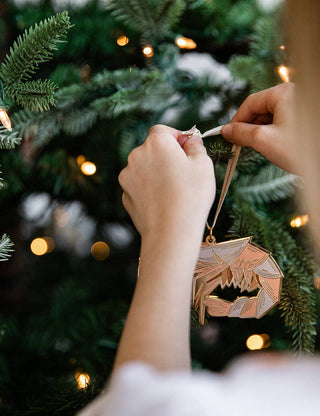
[
  {"x1": 314, "y1": 276, "x2": 320, "y2": 290},
  {"x1": 81, "y1": 161, "x2": 96, "y2": 176},
  {"x1": 77, "y1": 155, "x2": 86, "y2": 165},
  {"x1": 91, "y1": 241, "x2": 110, "y2": 261},
  {"x1": 278, "y1": 65, "x2": 290, "y2": 83},
  {"x1": 0, "y1": 108, "x2": 12, "y2": 131},
  {"x1": 290, "y1": 214, "x2": 309, "y2": 228},
  {"x1": 175, "y1": 36, "x2": 197, "y2": 50},
  {"x1": 142, "y1": 46, "x2": 154, "y2": 58},
  {"x1": 246, "y1": 334, "x2": 270, "y2": 351},
  {"x1": 30, "y1": 237, "x2": 55, "y2": 256},
  {"x1": 117, "y1": 35, "x2": 129, "y2": 46},
  {"x1": 75, "y1": 371, "x2": 90, "y2": 389}
]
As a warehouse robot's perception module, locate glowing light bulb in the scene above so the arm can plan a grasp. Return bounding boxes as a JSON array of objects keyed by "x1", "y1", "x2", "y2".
[
  {"x1": 117, "y1": 35, "x2": 129, "y2": 46},
  {"x1": 314, "y1": 276, "x2": 320, "y2": 290},
  {"x1": 30, "y1": 238, "x2": 48, "y2": 256},
  {"x1": 0, "y1": 108, "x2": 12, "y2": 131},
  {"x1": 278, "y1": 65, "x2": 290, "y2": 83},
  {"x1": 279, "y1": 45, "x2": 286, "y2": 50},
  {"x1": 143, "y1": 46, "x2": 154, "y2": 57},
  {"x1": 175, "y1": 36, "x2": 197, "y2": 50},
  {"x1": 75, "y1": 371, "x2": 90, "y2": 389},
  {"x1": 246, "y1": 334, "x2": 270, "y2": 351},
  {"x1": 77, "y1": 155, "x2": 86, "y2": 166},
  {"x1": 91, "y1": 241, "x2": 110, "y2": 261},
  {"x1": 81, "y1": 161, "x2": 96, "y2": 176},
  {"x1": 30, "y1": 237, "x2": 55, "y2": 255},
  {"x1": 290, "y1": 214, "x2": 309, "y2": 228}
]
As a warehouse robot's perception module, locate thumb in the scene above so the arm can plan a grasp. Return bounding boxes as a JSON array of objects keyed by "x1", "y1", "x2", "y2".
[
  {"x1": 222, "y1": 122, "x2": 267, "y2": 149},
  {"x1": 182, "y1": 135, "x2": 207, "y2": 158}
]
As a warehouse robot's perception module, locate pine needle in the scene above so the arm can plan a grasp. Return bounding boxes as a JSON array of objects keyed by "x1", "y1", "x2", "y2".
[
  {"x1": 0, "y1": 234, "x2": 14, "y2": 261},
  {"x1": 0, "y1": 11, "x2": 71, "y2": 111},
  {"x1": 0, "y1": 126, "x2": 22, "y2": 150},
  {"x1": 236, "y1": 164, "x2": 299, "y2": 204}
]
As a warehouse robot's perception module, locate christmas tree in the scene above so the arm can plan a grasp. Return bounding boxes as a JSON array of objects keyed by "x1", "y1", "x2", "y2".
[{"x1": 0, "y1": 0, "x2": 318, "y2": 414}]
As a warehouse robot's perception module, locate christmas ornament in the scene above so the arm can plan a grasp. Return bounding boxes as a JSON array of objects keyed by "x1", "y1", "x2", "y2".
[{"x1": 182, "y1": 125, "x2": 284, "y2": 324}]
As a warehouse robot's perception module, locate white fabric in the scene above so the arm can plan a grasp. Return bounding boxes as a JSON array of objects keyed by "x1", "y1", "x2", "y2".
[{"x1": 78, "y1": 355, "x2": 320, "y2": 416}]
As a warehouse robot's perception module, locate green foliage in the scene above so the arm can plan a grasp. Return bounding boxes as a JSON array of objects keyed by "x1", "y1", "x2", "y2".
[
  {"x1": 1, "y1": 1, "x2": 319, "y2": 413},
  {"x1": 229, "y1": 16, "x2": 283, "y2": 92},
  {"x1": 236, "y1": 163, "x2": 299, "y2": 204},
  {"x1": 105, "y1": 0, "x2": 185, "y2": 41},
  {"x1": 189, "y1": 0, "x2": 262, "y2": 44},
  {"x1": 12, "y1": 68, "x2": 172, "y2": 148},
  {"x1": 229, "y1": 199, "x2": 317, "y2": 353},
  {"x1": 0, "y1": 126, "x2": 22, "y2": 150},
  {"x1": 37, "y1": 150, "x2": 94, "y2": 195},
  {"x1": 0, "y1": 11, "x2": 71, "y2": 111},
  {"x1": 0, "y1": 234, "x2": 14, "y2": 261}
]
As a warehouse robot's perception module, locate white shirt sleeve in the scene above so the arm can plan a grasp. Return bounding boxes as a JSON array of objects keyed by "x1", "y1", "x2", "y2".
[{"x1": 77, "y1": 355, "x2": 320, "y2": 416}]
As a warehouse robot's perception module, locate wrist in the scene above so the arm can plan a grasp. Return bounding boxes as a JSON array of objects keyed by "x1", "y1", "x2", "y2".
[{"x1": 139, "y1": 221, "x2": 205, "y2": 281}]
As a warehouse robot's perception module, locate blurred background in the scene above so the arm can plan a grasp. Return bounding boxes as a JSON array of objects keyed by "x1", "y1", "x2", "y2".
[{"x1": 0, "y1": 0, "x2": 319, "y2": 414}]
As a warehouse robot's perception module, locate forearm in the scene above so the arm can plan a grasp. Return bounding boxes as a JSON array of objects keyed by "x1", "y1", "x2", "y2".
[{"x1": 112, "y1": 223, "x2": 205, "y2": 373}]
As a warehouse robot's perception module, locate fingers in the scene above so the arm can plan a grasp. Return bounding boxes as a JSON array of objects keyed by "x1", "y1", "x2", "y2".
[
  {"x1": 231, "y1": 83, "x2": 294, "y2": 123},
  {"x1": 182, "y1": 134, "x2": 207, "y2": 158},
  {"x1": 222, "y1": 122, "x2": 267, "y2": 149},
  {"x1": 148, "y1": 124, "x2": 208, "y2": 158}
]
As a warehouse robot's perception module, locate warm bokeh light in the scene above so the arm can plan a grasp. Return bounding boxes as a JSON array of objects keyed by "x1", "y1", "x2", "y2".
[
  {"x1": 77, "y1": 155, "x2": 86, "y2": 166},
  {"x1": 290, "y1": 214, "x2": 309, "y2": 228},
  {"x1": 30, "y1": 238, "x2": 48, "y2": 256},
  {"x1": 246, "y1": 334, "x2": 270, "y2": 351},
  {"x1": 175, "y1": 36, "x2": 197, "y2": 50},
  {"x1": 278, "y1": 65, "x2": 290, "y2": 83},
  {"x1": 91, "y1": 241, "x2": 110, "y2": 261},
  {"x1": 44, "y1": 237, "x2": 55, "y2": 253},
  {"x1": 0, "y1": 108, "x2": 12, "y2": 131},
  {"x1": 30, "y1": 237, "x2": 55, "y2": 255},
  {"x1": 279, "y1": 45, "x2": 286, "y2": 50},
  {"x1": 142, "y1": 46, "x2": 154, "y2": 57},
  {"x1": 117, "y1": 35, "x2": 129, "y2": 46},
  {"x1": 81, "y1": 161, "x2": 96, "y2": 176},
  {"x1": 75, "y1": 371, "x2": 90, "y2": 389},
  {"x1": 314, "y1": 276, "x2": 320, "y2": 290},
  {"x1": 54, "y1": 208, "x2": 69, "y2": 227}
]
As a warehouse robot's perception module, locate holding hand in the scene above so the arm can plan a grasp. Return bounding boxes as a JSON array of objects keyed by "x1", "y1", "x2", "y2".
[
  {"x1": 222, "y1": 83, "x2": 296, "y2": 173},
  {"x1": 118, "y1": 125, "x2": 215, "y2": 240}
]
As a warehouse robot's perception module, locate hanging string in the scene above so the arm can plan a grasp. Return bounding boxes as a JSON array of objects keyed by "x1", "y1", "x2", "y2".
[{"x1": 181, "y1": 125, "x2": 241, "y2": 242}]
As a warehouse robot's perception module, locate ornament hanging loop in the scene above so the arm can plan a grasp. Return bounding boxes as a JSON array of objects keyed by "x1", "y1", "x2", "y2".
[{"x1": 205, "y1": 228, "x2": 216, "y2": 245}]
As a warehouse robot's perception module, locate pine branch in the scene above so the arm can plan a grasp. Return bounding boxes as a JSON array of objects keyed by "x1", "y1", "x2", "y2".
[
  {"x1": 228, "y1": 16, "x2": 283, "y2": 92},
  {"x1": 236, "y1": 163, "x2": 299, "y2": 204},
  {"x1": 0, "y1": 11, "x2": 71, "y2": 111},
  {"x1": 11, "y1": 79, "x2": 57, "y2": 112},
  {"x1": 229, "y1": 199, "x2": 317, "y2": 353},
  {"x1": 105, "y1": 0, "x2": 185, "y2": 39},
  {"x1": 0, "y1": 126, "x2": 22, "y2": 150},
  {"x1": 0, "y1": 234, "x2": 14, "y2": 262},
  {"x1": 62, "y1": 108, "x2": 97, "y2": 136},
  {"x1": 207, "y1": 141, "x2": 233, "y2": 163}
]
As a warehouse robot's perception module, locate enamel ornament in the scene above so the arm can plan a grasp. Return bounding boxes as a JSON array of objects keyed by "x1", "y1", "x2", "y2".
[
  {"x1": 192, "y1": 236, "x2": 283, "y2": 324},
  {"x1": 182, "y1": 125, "x2": 284, "y2": 324}
]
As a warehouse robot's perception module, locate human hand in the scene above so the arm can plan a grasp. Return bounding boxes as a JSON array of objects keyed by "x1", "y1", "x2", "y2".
[
  {"x1": 221, "y1": 83, "x2": 296, "y2": 173},
  {"x1": 118, "y1": 125, "x2": 215, "y2": 240}
]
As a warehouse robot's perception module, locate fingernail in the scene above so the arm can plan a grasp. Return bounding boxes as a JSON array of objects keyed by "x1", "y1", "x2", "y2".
[{"x1": 222, "y1": 124, "x2": 232, "y2": 138}]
